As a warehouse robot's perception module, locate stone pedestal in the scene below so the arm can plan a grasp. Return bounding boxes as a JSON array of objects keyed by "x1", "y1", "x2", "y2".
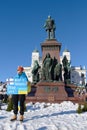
[
  {"x1": 35, "y1": 81, "x2": 68, "y2": 103},
  {"x1": 26, "y1": 83, "x2": 85, "y2": 104},
  {"x1": 41, "y1": 39, "x2": 61, "y2": 62}
]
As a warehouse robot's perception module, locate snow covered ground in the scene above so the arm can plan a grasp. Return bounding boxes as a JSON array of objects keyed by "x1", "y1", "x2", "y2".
[{"x1": 0, "y1": 101, "x2": 87, "y2": 130}]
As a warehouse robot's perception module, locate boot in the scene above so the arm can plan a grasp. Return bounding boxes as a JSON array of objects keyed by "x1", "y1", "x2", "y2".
[
  {"x1": 10, "y1": 114, "x2": 17, "y2": 121},
  {"x1": 19, "y1": 115, "x2": 24, "y2": 121}
]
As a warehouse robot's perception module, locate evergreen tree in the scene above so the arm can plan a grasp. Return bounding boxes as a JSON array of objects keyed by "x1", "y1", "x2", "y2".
[
  {"x1": 77, "y1": 104, "x2": 82, "y2": 114},
  {"x1": 6, "y1": 96, "x2": 13, "y2": 111}
]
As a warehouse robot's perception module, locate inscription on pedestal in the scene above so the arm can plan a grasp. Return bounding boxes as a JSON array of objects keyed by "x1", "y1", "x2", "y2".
[
  {"x1": 48, "y1": 96, "x2": 54, "y2": 101},
  {"x1": 44, "y1": 86, "x2": 58, "y2": 93}
]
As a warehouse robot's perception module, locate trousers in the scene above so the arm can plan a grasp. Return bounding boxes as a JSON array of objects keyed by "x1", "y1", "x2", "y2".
[{"x1": 12, "y1": 94, "x2": 25, "y2": 115}]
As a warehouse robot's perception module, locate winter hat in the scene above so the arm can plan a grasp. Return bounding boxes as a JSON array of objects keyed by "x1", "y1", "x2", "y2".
[{"x1": 17, "y1": 66, "x2": 24, "y2": 72}]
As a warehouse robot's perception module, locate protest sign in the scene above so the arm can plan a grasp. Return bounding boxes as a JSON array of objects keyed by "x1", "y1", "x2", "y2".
[{"x1": 6, "y1": 78, "x2": 28, "y2": 95}]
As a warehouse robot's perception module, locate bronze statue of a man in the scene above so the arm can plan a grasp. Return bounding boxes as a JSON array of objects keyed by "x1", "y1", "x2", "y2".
[
  {"x1": 62, "y1": 56, "x2": 71, "y2": 84},
  {"x1": 44, "y1": 15, "x2": 56, "y2": 39},
  {"x1": 32, "y1": 60, "x2": 40, "y2": 84}
]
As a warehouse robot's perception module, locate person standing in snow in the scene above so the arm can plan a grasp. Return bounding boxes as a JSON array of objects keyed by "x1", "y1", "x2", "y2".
[{"x1": 10, "y1": 66, "x2": 29, "y2": 121}]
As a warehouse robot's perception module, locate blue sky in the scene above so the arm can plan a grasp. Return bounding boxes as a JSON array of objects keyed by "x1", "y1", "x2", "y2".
[{"x1": 0, "y1": 0, "x2": 87, "y2": 82}]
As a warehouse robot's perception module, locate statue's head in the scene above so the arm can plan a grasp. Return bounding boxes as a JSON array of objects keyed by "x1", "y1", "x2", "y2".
[
  {"x1": 46, "y1": 53, "x2": 50, "y2": 58},
  {"x1": 48, "y1": 15, "x2": 51, "y2": 19}
]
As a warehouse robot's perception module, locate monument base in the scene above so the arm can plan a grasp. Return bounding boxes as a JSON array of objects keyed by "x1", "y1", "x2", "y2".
[
  {"x1": 26, "y1": 82, "x2": 86, "y2": 104},
  {"x1": 26, "y1": 81, "x2": 68, "y2": 103}
]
